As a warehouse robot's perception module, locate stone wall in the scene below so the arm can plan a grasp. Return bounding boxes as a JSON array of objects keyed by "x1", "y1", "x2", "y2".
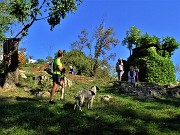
[{"x1": 112, "y1": 81, "x2": 180, "y2": 99}]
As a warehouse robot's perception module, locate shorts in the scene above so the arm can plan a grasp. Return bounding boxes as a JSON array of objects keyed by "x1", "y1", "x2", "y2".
[
  {"x1": 117, "y1": 70, "x2": 123, "y2": 75},
  {"x1": 53, "y1": 74, "x2": 64, "y2": 84},
  {"x1": 128, "y1": 77, "x2": 135, "y2": 83}
]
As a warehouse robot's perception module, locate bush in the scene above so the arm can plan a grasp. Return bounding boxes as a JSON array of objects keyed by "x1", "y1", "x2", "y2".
[
  {"x1": 125, "y1": 47, "x2": 176, "y2": 84},
  {"x1": 62, "y1": 50, "x2": 92, "y2": 76}
]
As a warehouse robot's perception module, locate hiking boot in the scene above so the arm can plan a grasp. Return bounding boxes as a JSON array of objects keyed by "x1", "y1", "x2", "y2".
[
  {"x1": 49, "y1": 100, "x2": 55, "y2": 104},
  {"x1": 60, "y1": 98, "x2": 64, "y2": 101}
]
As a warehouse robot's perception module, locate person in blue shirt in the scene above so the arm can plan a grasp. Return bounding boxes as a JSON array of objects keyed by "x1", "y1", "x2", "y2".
[{"x1": 69, "y1": 65, "x2": 76, "y2": 75}]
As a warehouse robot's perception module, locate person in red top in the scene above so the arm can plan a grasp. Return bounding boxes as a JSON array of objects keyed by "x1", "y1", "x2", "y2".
[{"x1": 134, "y1": 65, "x2": 139, "y2": 82}]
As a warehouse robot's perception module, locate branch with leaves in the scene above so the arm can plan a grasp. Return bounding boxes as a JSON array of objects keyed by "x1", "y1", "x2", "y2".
[{"x1": 1, "y1": 0, "x2": 82, "y2": 40}]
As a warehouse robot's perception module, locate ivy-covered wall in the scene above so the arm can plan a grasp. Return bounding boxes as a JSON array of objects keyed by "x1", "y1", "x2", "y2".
[{"x1": 124, "y1": 47, "x2": 176, "y2": 84}]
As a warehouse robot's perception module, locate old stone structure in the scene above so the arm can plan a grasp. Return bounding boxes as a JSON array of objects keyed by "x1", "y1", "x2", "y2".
[{"x1": 112, "y1": 81, "x2": 180, "y2": 99}]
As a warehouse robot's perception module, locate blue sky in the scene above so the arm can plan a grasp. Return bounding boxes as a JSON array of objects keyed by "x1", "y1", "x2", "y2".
[{"x1": 20, "y1": 0, "x2": 180, "y2": 73}]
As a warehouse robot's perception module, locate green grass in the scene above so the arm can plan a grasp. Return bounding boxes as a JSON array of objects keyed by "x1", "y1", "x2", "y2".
[{"x1": 0, "y1": 80, "x2": 180, "y2": 135}]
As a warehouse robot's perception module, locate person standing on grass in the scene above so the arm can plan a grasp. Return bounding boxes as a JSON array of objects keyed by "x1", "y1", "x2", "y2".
[
  {"x1": 49, "y1": 50, "x2": 66, "y2": 104},
  {"x1": 116, "y1": 58, "x2": 124, "y2": 81},
  {"x1": 134, "y1": 65, "x2": 139, "y2": 82}
]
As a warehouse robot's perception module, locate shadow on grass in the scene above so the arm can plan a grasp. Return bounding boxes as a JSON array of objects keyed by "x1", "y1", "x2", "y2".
[
  {"x1": 152, "y1": 97, "x2": 180, "y2": 107},
  {"x1": 100, "y1": 84, "x2": 122, "y2": 95},
  {"x1": 0, "y1": 95, "x2": 180, "y2": 135}
]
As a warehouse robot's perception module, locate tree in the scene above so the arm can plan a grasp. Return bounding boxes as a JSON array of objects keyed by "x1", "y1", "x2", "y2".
[
  {"x1": 0, "y1": 0, "x2": 17, "y2": 41},
  {"x1": 122, "y1": 26, "x2": 142, "y2": 56},
  {"x1": 122, "y1": 26, "x2": 179, "y2": 58},
  {"x1": 138, "y1": 33, "x2": 160, "y2": 47},
  {"x1": 62, "y1": 49, "x2": 92, "y2": 76},
  {"x1": 5, "y1": 0, "x2": 82, "y2": 38},
  {"x1": 46, "y1": 56, "x2": 53, "y2": 63},
  {"x1": 71, "y1": 21, "x2": 119, "y2": 76},
  {"x1": 71, "y1": 29, "x2": 88, "y2": 52},
  {"x1": 0, "y1": 0, "x2": 82, "y2": 88},
  {"x1": 92, "y1": 23, "x2": 119, "y2": 75},
  {"x1": 162, "y1": 36, "x2": 179, "y2": 58},
  {"x1": 36, "y1": 59, "x2": 45, "y2": 64}
]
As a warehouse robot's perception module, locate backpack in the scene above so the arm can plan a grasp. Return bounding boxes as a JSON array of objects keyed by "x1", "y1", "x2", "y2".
[
  {"x1": 45, "y1": 60, "x2": 54, "y2": 75},
  {"x1": 116, "y1": 62, "x2": 120, "y2": 71}
]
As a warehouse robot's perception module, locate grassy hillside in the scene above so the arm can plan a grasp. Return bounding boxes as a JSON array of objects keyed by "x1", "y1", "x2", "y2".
[{"x1": 0, "y1": 73, "x2": 180, "y2": 135}]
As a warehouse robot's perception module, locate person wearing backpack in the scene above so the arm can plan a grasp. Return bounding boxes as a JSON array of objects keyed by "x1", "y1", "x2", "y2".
[
  {"x1": 128, "y1": 66, "x2": 136, "y2": 87},
  {"x1": 116, "y1": 58, "x2": 124, "y2": 81},
  {"x1": 49, "y1": 50, "x2": 66, "y2": 104}
]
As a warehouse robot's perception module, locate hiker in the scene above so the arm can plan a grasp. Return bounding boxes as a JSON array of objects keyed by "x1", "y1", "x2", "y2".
[
  {"x1": 134, "y1": 65, "x2": 139, "y2": 82},
  {"x1": 69, "y1": 65, "x2": 76, "y2": 75},
  {"x1": 49, "y1": 50, "x2": 66, "y2": 104},
  {"x1": 116, "y1": 58, "x2": 124, "y2": 81},
  {"x1": 128, "y1": 66, "x2": 136, "y2": 87}
]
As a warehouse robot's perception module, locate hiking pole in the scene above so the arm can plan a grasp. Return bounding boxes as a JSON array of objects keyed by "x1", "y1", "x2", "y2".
[
  {"x1": 63, "y1": 79, "x2": 65, "y2": 102},
  {"x1": 61, "y1": 73, "x2": 66, "y2": 103}
]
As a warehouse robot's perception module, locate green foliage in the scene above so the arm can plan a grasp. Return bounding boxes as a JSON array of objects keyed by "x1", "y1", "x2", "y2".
[
  {"x1": 138, "y1": 33, "x2": 160, "y2": 47},
  {"x1": 36, "y1": 59, "x2": 46, "y2": 64},
  {"x1": 122, "y1": 26, "x2": 179, "y2": 84},
  {"x1": 62, "y1": 49, "x2": 92, "y2": 76},
  {"x1": 123, "y1": 26, "x2": 180, "y2": 58},
  {"x1": 0, "y1": 0, "x2": 82, "y2": 39},
  {"x1": 63, "y1": 49, "x2": 113, "y2": 78},
  {"x1": 122, "y1": 26, "x2": 142, "y2": 55},
  {"x1": 9, "y1": 0, "x2": 31, "y2": 22},
  {"x1": 0, "y1": 1, "x2": 17, "y2": 41},
  {"x1": 47, "y1": 0, "x2": 81, "y2": 30},
  {"x1": 162, "y1": 36, "x2": 179, "y2": 57},
  {"x1": 126, "y1": 47, "x2": 176, "y2": 84}
]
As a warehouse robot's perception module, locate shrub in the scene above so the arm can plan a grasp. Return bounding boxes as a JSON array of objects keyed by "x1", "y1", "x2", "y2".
[
  {"x1": 62, "y1": 50, "x2": 92, "y2": 76},
  {"x1": 125, "y1": 47, "x2": 176, "y2": 84}
]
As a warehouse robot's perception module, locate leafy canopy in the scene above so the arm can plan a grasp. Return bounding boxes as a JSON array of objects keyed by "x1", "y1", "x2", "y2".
[
  {"x1": 122, "y1": 26, "x2": 179, "y2": 58},
  {"x1": 0, "y1": 0, "x2": 82, "y2": 39}
]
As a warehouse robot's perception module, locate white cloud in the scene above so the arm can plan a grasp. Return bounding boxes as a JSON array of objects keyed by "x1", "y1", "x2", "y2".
[{"x1": 28, "y1": 59, "x2": 37, "y2": 63}]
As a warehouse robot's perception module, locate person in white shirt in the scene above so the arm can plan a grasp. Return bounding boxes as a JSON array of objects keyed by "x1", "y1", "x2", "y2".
[{"x1": 116, "y1": 58, "x2": 124, "y2": 81}]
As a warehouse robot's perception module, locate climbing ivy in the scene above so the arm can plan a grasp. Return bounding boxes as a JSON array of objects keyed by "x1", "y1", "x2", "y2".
[{"x1": 125, "y1": 47, "x2": 176, "y2": 84}]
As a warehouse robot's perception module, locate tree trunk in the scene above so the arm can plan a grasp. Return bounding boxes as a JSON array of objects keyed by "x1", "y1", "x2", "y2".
[
  {"x1": 92, "y1": 58, "x2": 99, "y2": 76},
  {"x1": 3, "y1": 38, "x2": 20, "y2": 89}
]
